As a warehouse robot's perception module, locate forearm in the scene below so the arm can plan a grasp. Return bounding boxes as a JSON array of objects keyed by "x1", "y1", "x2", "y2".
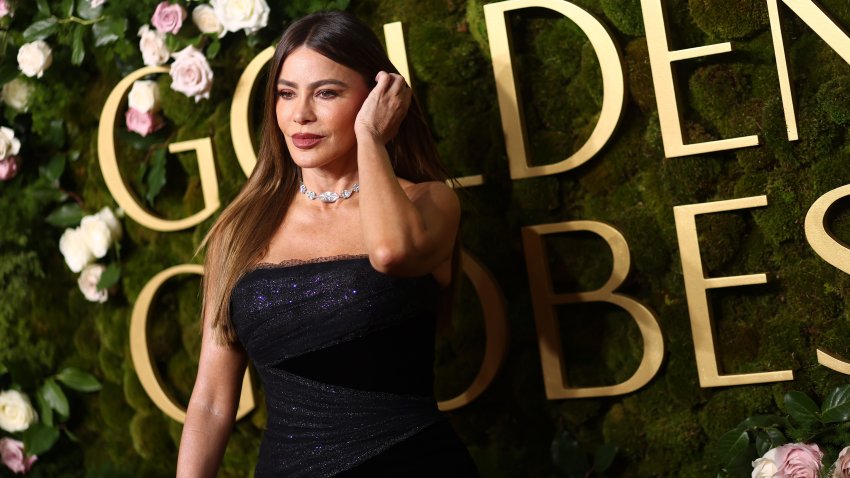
[{"x1": 176, "y1": 399, "x2": 237, "y2": 478}]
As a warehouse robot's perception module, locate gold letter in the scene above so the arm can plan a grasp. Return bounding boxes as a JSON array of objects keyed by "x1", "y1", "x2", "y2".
[
  {"x1": 438, "y1": 250, "x2": 509, "y2": 411},
  {"x1": 805, "y1": 185, "x2": 850, "y2": 375},
  {"x1": 231, "y1": 47, "x2": 275, "y2": 177},
  {"x1": 130, "y1": 265, "x2": 255, "y2": 423},
  {"x1": 767, "y1": 0, "x2": 850, "y2": 142},
  {"x1": 484, "y1": 0, "x2": 625, "y2": 179},
  {"x1": 674, "y1": 196, "x2": 794, "y2": 386},
  {"x1": 640, "y1": 0, "x2": 759, "y2": 157},
  {"x1": 98, "y1": 67, "x2": 220, "y2": 231},
  {"x1": 522, "y1": 221, "x2": 664, "y2": 399}
]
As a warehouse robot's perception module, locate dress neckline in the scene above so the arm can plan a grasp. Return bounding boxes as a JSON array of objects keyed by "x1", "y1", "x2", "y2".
[{"x1": 249, "y1": 253, "x2": 370, "y2": 272}]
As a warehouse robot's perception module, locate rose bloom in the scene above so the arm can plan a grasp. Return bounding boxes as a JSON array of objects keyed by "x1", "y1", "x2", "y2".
[
  {"x1": 169, "y1": 46, "x2": 213, "y2": 102},
  {"x1": 59, "y1": 227, "x2": 95, "y2": 273},
  {"x1": 0, "y1": 126, "x2": 20, "y2": 160},
  {"x1": 0, "y1": 390, "x2": 37, "y2": 433},
  {"x1": 0, "y1": 0, "x2": 12, "y2": 18},
  {"x1": 834, "y1": 446, "x2": 850, "y2": 478},
  {"x1": 0, "y1": 156, "x2": 19, "y2": 181},
  {"x1": 773, "y1": 443, "x2": 823, "y2": 478},
  {"x1": 128, "y1": 80, "x2": 161, "y2": 113},
  {"x1": 192, "y1": 4, "x2": 224, "y2": 37},
  {"x1": 151, "y1": 1, "x2": 187, "y2": 34},
  {"x1": 79, "y1": 210, "x2": 118, "y2": 258},
  {"x1": 126, "y1": 108, "x2": 164, "y2": 137},
  {"x1": 17, "y1": 41, "x2": 52, "y2": 78},
  {"x1": 0, "y1": 438, "x2": 37, "y2": 474},
  {"x1": 78, "y1": 263, "x2": 108, "y2": 303},
  {"x1": 752, "y1": 447, "x2": 779, "y2": 478},
  {"x1": 138, "y1": 25, "x2": 170, "y2": 66},
  {"x1": 95, "y1": 206, "x2": 122, "y2": 242},
  {"x1": 211, "y1": 0, "x2": 269, "y2": 35},
  {"x1": 90, "y1": 0, "x2": 106, "y2": 7},
  {"x1": 2, "y1": 78, "x2": 32, "y2": 111}
]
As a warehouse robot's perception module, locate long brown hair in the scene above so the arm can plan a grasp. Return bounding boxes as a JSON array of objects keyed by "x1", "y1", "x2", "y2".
[{"x1": 200, "y1": 11, "x2": 454, "y2": 345}]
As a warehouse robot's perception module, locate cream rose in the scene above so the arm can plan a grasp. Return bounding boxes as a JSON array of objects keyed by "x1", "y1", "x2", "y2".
[
  {"x1": 60, "y1": 227, "x2": 95, "y2": 273},
  {"x1": 0, "y1": 126, "x2": 20, "y2": 160},
  {"x1": 78, "y1": 264, "x2": 109, "y2": 303},
  {"x1": 211, "y1": 0, "x2": 269, "y2": 35},
  {"x1": 752, "y1": 448, "x2": 779, "y2": 478},
  {"x1": 95, "y1": 207, "x2": 122, "y2": 242},
  {"x1": 1, "y1": 78, "x2": 31, "y2": 111},
  {"x1": 138, "y1": 25, "x2": 170, "y2": 66},
  {"x1": 0, "y1": 390, "x2": 37, "y2": 433},
  {"x1": 128, "y1": 80, "x2": 161, "y2": 113},
  {"x1": 192, "y1": 4, "x2": 224, "y2": 37},
  {"x1": 169, "y1": 46, "x2": 213, "y2": 102},
  {"x1": 80, "y1": 212, "x2": 115, "y2": 259},
  {"x1": 17, "y1": 40, "x2": 53, "y2": 78}
]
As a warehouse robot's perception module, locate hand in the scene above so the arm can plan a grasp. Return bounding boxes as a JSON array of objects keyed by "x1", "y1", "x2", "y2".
[{"x1": 355, "y1": 71, "x2": 412, "y2": 144}]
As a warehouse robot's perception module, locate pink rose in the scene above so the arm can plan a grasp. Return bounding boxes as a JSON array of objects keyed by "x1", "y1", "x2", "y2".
[
  {"x1": 835, "y1": 446, "x2": 850, "y2": 478},
  {"x1": 151, "y1": 1, "x2": 186, "y2": 34},
  {"x1": 0, "y1": 438, "x2": 37, "y2": 474},
  {"x1": 169, "y1": 46, "x2": 213, "y2": 102},
  {"x1": 0, "y1": 155, "x2": 18, "y2": 181},
  {"x1": 775, "y1": 443, "x2": 823, "y2": 478},
  {"x1": 125, "y1": 108, "x2": 164, "y2": 137},
  {"x1": 0, "y1": 0, "x2": 11, "y2": 18}
]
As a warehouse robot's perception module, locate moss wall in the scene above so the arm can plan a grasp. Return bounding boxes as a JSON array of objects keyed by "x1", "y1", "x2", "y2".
[{"x1": 3, "y1": 0, "x2": 850, "y2": 476}]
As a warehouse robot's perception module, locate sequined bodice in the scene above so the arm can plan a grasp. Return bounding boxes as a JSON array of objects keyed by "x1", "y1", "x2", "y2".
[{"x1": 230, "y1": 255, "x2": 445, "y2": 477}]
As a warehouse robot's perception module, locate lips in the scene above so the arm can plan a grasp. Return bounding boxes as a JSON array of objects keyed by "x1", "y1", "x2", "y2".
[{"x1": 291, "y1": 133, "x2": 324, "y2": 149}]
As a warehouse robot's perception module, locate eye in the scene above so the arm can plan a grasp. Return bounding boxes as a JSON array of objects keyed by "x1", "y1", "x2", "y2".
[
  {"x1": 316, "y1": 89, "x2": 338, "y2": 99},
  {"x1": 277, "y1": 89, "x2": 294, "y2": 100}
]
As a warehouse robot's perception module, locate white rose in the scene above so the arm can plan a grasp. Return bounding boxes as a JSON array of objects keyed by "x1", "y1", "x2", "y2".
[
  {"x1": 169, "y1": 46, "x2": 213, "y2": 102},
  {"x1": 78, "y1": 264, "x2": 109, "y2": 303},
  {"x1": 0, "y1": 390, "x2": 37, "y2": 433},
  {"x1": 1, "y1": 78, "x2": 32, "y2": 111},
  {"x1": 90, "y1": 0, "x2": 106, "y2": 7},
  {"x1": 17, "y1": 41, "x2": 53, "y2": 78},
  {"x1": 0, "y1": 126, "x2": 20, "y2": 160},
  {"x1": 128, "y1": 80, "x2": 161, "y2": 113},
  {"x1": 752, "y1": 448, "x2": 779, "y2": 478},
  {"x1": 138, "y1": 25, "x2": 170, "y2": 66},
  {"x1": 192, "y1": 4, "x2": 225, "y2": 37},
  {"x1": 95, "y1": 206, "x2": 122, "y2": 241},
  {"x1": 211, "y1": 0, "x2": 269, "y2": 35},
  {"x1": 60, "y1": 227, "x2": 95, "y2": 273},
  {"x1": 79, "y1": 213, "x2": 114, "y2": 259}
]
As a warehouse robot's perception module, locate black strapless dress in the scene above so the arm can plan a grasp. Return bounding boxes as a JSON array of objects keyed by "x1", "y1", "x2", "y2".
[{"x1": 230, "y1": 255, "x2": 479, "y2": 477}]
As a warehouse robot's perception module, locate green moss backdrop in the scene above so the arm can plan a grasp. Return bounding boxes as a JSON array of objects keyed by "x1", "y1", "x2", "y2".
[{"x1": 2, "y1": 0, "x2": 850, "y2": 476}]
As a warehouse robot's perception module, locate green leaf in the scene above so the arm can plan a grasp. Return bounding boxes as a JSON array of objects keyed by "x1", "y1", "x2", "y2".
[
  {"x1": 36, "y1": 0, "x2": 51, "y2": 16},
  {"x1": 23, "y1": 423, "x2": 60, "y2": 456},
  {"x1": 35, "y1": 389, "x2": 53, "y2": 427},
  {"x1": 63, "y1": 427, "x2": 79, "y2": 443},
  {"x1": 92, "y1": 18, "x2": 127, "y2": 47},
  {"x1": 55, "y1": 367, "x2": 102, "y2": 392},
  {"x1": 785, "y1": 391, "x2": 820, "y2": 424},
  {"x1": 0, "y1": 363, "x2": 6, "y2": 375},
  {"x1": 76, "y1": 0, "x2": 102, "y2": 20},
  {"x1": 145, "y1": 148, "x2": 167, "y2": 205},
  {"x1": 40, "y1": 378, "x2": 69, "y2": 417},
  {"x1": 0, "y1": 64, "x2": 20, "y2": 85},
  {"x1": 550, "y1": 431, "x2": 589, "y2": 477},
  {"x1": 764, "y1": 427, "x2": 786, "y2": 446},
  {"x1": 593, "y1": 443, "x2": 617, "y2": 473},
  {"x1": 822, "y1": 385, "x2": 850, "y2": 423},
  {"x1": 23, "y1": 17, "x2": 59, "y2": 42},
  {"x1": 740, "y1": 415, "x2": 787, "y2": 429},
  {"x1": 96, "y1": 263, "x2": 120, "y2": 291},
  {"x1": 716, "y1": 429, "x2": 750, "y2": 465},
  {"x1": 60, "y1": 0, "x2": 75, "y2": 17},
  {"x1": 207, "y1": 37, "x2": 221, "y2": 59},
  {"x1": 40, "y1": 154, "x2": 66, "y2": 183},
  {"x1": 45, "y1": 202, "x2": 84, "y2": 228},
  {"x1": 71, "y1": 24, "x2": 85, "y2": 65}
]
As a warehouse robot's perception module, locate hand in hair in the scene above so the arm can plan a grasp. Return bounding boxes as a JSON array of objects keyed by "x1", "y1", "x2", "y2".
[{"x1": 354, "y1": 71, "x2": 412, "y2": 144}]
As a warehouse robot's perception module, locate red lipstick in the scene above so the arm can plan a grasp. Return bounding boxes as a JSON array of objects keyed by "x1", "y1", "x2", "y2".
[{"x1": 292, "y1": 133, "x2": 324, "y2": 149}]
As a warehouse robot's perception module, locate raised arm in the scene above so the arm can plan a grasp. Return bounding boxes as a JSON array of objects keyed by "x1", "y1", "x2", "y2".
[
  {"x1": 176, "y1": 309, "x2": 247, "y2": 478},
  {"x1": 355, "y1": 71, "x2": 460, "y2": 277}
]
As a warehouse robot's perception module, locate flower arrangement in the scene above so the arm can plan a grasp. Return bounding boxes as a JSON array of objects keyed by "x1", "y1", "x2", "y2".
[
  {"x1": 0, "y1": 362, "x2": 101, "y2": 475},
  {"x1": 716, "y1": 386, "x2": 850, "y2": 477},
  {"x1": 58, "y1": 207, "x2": 123, "y2": 303}
]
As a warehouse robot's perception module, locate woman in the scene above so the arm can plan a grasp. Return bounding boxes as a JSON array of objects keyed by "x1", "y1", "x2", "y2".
[{"x1": 176, "y1": 11, "x2": 478, "y2": 478}]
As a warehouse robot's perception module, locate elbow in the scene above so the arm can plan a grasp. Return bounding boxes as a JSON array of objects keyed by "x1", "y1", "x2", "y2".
[{"x1": 369, "y1": 243, "x2": 411, "y2": 275}]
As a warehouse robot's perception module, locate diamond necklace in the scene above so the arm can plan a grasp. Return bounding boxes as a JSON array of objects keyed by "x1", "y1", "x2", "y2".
[{"x1": 299, "y1": 180, "x2": 360, "y2": 203}]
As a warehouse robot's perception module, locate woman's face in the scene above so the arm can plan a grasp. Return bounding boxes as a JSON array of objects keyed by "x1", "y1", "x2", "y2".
[{"x1": 276, "y1": 46, "x2": 371, "y2": 170}]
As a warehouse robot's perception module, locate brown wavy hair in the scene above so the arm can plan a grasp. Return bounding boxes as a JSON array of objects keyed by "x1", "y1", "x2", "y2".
[{"x1": 199, "y1": 11, "x2": 455, "y2": 345}]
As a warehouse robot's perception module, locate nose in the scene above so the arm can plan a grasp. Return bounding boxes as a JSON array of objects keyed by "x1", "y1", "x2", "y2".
[{"x1": 292, "y1": 96, "x2": 315, "y2": 125}]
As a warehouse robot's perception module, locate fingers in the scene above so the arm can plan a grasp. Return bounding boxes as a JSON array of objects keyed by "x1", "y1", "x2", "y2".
[{"x1": 375, "y1": 71, "x2": 409, "y2": 97}]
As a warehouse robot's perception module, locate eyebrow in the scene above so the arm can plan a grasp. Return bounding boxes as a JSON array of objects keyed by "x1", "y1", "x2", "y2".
[{"x1": 277, "y1": 78, "x2": 350, "y2": 89}]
